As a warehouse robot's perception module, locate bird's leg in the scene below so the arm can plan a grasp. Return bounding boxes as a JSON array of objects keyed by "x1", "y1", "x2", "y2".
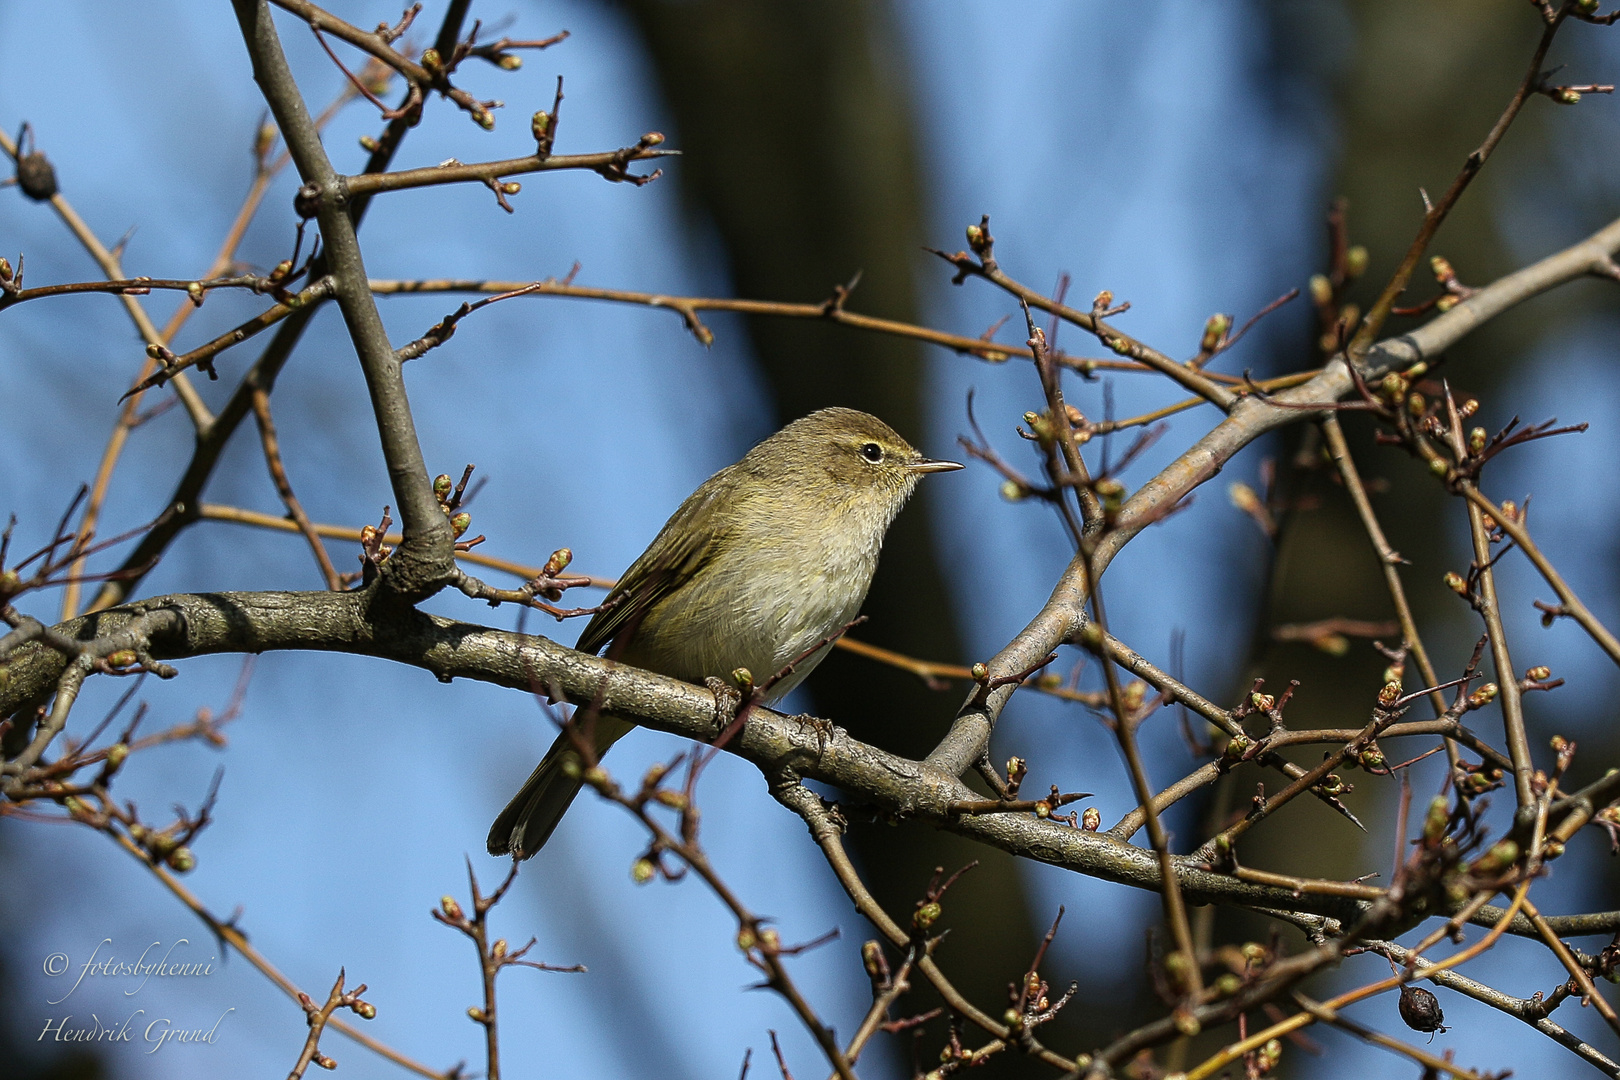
[
  {"x1": 789, "y1": 713, "x2": 838, "y2": 755},
  {"x1": 705, "y1": 676, "x2": 743, "y2": 742}
]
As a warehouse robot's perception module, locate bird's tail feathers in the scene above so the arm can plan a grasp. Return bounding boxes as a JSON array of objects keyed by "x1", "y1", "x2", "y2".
[{"x1": 487, "y1": 714, "x2": 633, "y2": 860}]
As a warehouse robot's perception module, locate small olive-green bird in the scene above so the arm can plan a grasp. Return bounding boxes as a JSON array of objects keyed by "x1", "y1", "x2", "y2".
[{"x1": 488, "y1": 407, "x2": 962, "y2": 859}]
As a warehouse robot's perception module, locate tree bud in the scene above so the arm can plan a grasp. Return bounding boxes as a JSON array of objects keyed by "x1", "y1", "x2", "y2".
[
  {"x1": 1473, "y1": 839, "x2": 1518, "y2": 874},
  {"x1": 861, "y1": 940, "x2": 886, "y2": 981},
  {"x1": 1398, "y1": 984, "x2": 1446, "y2": 1033},
  {"x1": 1201, "y1": 312, "x2": 1231, "y2": 353},
  {"x1": 1228, "y1": 481, "x2": 1262, "y2": 517},
  {"x1": 965, "y1": 220, "x2": 992, "y2": 255},
  {"x1": 16, "y1": 152, "x2": 58, "y2": 201},
  {"x1": 1422, "y1": 795, "x2": 1449, "y2": 842}
]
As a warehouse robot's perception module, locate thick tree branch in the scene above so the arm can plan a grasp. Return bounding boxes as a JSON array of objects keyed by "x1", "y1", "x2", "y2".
[
  {"x1": 232, "y1": 0, "x2": 452, "y2": 595},
  {"x1": 924, "y1": 212, "x2": 1620, "y2": 779},
  {"x1": 5, "y1": 588, "x2": 1617, "y2": 942}
]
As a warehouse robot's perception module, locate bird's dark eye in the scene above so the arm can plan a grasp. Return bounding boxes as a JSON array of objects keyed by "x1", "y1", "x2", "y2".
[{"x1": 860, "y1": 442, "x2": 884, "y2": 463}]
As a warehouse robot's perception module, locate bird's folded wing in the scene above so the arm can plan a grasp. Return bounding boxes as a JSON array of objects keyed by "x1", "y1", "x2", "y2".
[{"x1": 573, "y1": 484, "x2": 727, "y2": 657}]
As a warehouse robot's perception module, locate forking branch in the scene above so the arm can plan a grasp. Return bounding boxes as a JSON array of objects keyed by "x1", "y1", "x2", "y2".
[{"x1": 4, "y1": 1, "x2": 1620, "y2": 1077}]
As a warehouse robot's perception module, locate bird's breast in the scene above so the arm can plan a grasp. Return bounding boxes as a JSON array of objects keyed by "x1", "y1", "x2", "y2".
[{"x1": 625, "y1": 519, "x2": 882, "y2": 701}]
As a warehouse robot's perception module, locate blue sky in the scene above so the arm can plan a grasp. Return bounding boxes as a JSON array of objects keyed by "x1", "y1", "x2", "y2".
[{"x1": 2, "y1": 3, "x2": 1616, "y2": 1078}]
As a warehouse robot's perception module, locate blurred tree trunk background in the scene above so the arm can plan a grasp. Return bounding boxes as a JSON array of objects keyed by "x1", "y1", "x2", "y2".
[
  {"x1": 6, "y1": 2, "x2": 1614, "y2": 1076},
  {"x1": 603, "y1": 0, "x2": 1620, "y2": 1073},
  {"x1": 1216, "y1": 2, "x2": 1620, "y2": 1073},
  {"x1": 603, "y1": 0, "x2": 1057, "y2": 1069}
]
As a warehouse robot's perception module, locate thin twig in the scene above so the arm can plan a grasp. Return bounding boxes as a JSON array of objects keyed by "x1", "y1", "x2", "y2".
[
  {"x1": 1321, "y1": 416, "x2": 1454, "y2": 730},
  {"x1": 1349, "y1": 5, "x2": 1569, "y2": 353},
  {"x1": 249, "y1": 389, "x2": 342, "y2": 589}
]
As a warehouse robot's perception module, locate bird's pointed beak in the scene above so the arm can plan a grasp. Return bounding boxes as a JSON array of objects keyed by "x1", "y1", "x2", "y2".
[{"x1": 907, "y1": 457, "x2": 965, "y2": 474}]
